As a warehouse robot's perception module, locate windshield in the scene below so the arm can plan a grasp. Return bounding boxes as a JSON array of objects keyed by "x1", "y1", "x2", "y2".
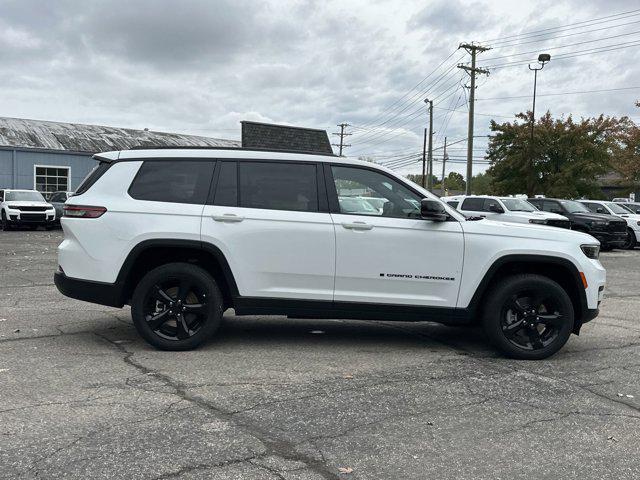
[
  {"x1": 604, "y1": 201, "x2": 631, "y2": 214},
  {"x1": 500, "y1": 198, "x2": 536, "y2": 212},
  {"x1": 559, "y1": 200, "x2": 590, "y2": 213},
  {"x1": 618, "y1": 203, "x2": 635, "y2": 213},
  {"x1": 6, "y1": 191, "x2": 46, "y2": 202}
]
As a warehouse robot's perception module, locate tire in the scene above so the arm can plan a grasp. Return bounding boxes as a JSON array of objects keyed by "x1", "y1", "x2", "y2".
[
  {"x1": 482, "y1": 274, "x2": 574, "y2": 360},
  {"x1": 623, "y1": 228, "x2": 636, "y2": 250},
  {"x1": 131, "y1": 263, "x2": 224, "y2": 351},
  {"x1": 1, "y1": 211, "x2": 11, "y2": 231}
]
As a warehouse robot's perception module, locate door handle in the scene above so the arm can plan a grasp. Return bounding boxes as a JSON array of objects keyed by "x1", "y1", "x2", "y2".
[
  {"x1": 341, "y1": 221, "x2": 373, "y2": 230},
  {"x1": 212, "y1": 213, "x2": 244, "y2": 222}
]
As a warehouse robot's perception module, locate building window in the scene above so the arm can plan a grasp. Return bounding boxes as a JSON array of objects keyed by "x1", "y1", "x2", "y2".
[{"x1": 34, "y1": 166, "x2": 70, "y2": 195}]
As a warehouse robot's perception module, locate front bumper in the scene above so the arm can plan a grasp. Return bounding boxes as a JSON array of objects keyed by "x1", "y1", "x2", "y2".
[
  {"x1": 7, "y1": 210, "x2": 56, "y2": 225},
  {"x1": 590, "y1": 230, "x2": 627, "y2": 247}
]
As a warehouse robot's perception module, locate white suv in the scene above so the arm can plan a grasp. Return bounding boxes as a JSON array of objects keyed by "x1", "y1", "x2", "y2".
[
  {"x1": 579, "y1": 199, "x2": 640, "y2": 249},
  {"x1": 454, "y1": 195, "x2": 571, "y2": 228},
  {"x1": 0, "y1": 189, "x2": 56, "y2": 230},
  {"x1": 55, "y1": 148, "x2": 606, "y2": 359}
]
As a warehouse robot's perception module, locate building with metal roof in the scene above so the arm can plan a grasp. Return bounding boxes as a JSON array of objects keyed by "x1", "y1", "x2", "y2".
[{"x1": 0, "y1": 117, "x2": 238, "y2": 195}]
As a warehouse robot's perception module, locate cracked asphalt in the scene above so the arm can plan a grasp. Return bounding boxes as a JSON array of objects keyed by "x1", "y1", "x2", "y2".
[{"x1": 1, "y1": 230, "x2": 639, "y2": 479}]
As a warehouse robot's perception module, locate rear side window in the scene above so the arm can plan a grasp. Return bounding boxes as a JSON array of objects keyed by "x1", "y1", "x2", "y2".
[
  {"x1": 238, "y1": 162, "x2": 318, "y2": 212},
  {"x1": 75, "y1": 161, "x2": 111, "y2": 196},
  {"x1": 129, "y1": 160, "x2": 215, "y2": 205},
  {"x1": 460, "y1": 198, "x2": 484, "y2": 211}
]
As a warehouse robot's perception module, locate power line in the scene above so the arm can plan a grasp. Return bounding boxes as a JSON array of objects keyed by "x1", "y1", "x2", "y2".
[
  {"x1": 481, "y1": 8, "x2": 640, "y2": 43},
  {"x1": 331, "y1": 123, "x2": 352, "y2": 156},
  {"x1": 476, "y1": 85, "x2": 640, "y2": 101},
  {"x1": 485, "y1": 40, "x2": 640, "y2": 69},
  {"x1": 483, "y1": 29, "x2": 640, "y2": 62}
]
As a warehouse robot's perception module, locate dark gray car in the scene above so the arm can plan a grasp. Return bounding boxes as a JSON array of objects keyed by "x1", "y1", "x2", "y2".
[{"x1": 48, "y1": 191, "x2": 74, "y2": 223}]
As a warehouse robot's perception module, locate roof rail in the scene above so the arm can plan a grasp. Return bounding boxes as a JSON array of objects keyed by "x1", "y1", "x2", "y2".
[{"x1": 127, "y1": 145, "x2": 337, "y2": 157}]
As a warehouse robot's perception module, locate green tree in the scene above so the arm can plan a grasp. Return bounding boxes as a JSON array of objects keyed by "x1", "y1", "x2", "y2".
[
  {"x1": 471, "y1": 171, "x2": 493, "y2": 194},
  {"x1": 486, "y1": 111, "x2": 622, "y2": 198},
  {"x1": 406, "y1": 173, "x2": 438, "y2": 187},
  {"x1": 443, "y1": 172, "x2": 466, "y2": 191}
]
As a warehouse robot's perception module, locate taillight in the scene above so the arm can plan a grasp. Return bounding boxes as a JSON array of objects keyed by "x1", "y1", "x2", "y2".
[{"x1": 63, "y1": 205, "x2": 107, "y2": 218}]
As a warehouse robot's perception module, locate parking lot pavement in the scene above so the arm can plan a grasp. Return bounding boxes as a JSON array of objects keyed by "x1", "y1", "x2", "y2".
[{"x1": 1, "y1": 231, "x2": 639, "y2": 480}]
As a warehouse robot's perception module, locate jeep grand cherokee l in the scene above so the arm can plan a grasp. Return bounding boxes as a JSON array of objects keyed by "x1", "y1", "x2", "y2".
[{"x1": 54, "y1": 148, "x2": 606, "y2": 360}]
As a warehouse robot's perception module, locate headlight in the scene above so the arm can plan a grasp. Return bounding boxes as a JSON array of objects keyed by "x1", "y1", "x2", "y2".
[
  {"x1": 529, "y1": 219, "x2": 547, "y2": 225},
  {"x1": 581, "y1": 244, "x2": 600, "y2": 260}
]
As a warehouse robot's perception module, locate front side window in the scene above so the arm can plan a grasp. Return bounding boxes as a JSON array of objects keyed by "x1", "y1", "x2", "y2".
[
  {"x1": 239, "y1": 162, "x2": 318, "y2": 212},
  {"x1": 35, "y1": 166, "x2": 69, "y2": 195},
  {"x1": 129, "y1": 160, "x2": 215, "y2": 205},
  {"x1": 331, "y1": 166, "x2": 421, "y2": 218}
]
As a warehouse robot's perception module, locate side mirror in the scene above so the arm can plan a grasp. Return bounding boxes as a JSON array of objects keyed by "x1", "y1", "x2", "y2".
[
  {"x1": 421, "y1": 198, "x2": 447, "y2": 222},
  {"x1": 488, "y1": 204, "x2": 504, "y2": 213}
]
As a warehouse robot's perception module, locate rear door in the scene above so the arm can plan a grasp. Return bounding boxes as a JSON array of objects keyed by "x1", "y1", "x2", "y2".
[
  {"x1": 200, "y1": 160, "x2": 335, "y2": 301},
  {"x1": 327, "y1": 164, "x2": 463, "y2": 307}
]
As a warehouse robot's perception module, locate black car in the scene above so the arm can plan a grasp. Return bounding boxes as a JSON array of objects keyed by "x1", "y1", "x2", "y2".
[{"x1": 528, "y1": 198, "x2": 627, "y2": 250}]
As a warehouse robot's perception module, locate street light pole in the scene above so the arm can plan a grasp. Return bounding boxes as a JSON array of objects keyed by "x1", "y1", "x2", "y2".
[{"x1": 527, "y1": 53, "x2": 550, "y2": 196}]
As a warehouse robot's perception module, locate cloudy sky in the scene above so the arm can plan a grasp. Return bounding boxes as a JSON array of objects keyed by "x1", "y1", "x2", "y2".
[{"x1": 1, "y1": 0, "x2": 639, "y2": 176}]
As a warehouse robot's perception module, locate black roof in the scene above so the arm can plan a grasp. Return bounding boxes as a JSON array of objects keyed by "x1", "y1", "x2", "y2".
[{"x1": 241, "y1": 121, "x2": 333, "y2": 155}]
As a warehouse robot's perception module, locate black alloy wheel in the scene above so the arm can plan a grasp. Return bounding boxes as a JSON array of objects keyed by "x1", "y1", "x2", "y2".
[
  {"x1": 131, "y1": 263, "x2": 223, "y2": 350},
  {"x1": 622, "y1": 228, "x2": 636, "y2": 250},
  {"x1": 501, "y1": 292, "x2": 563, "y2": 351},
  {"x1": 482, "y1": 274, "x2": 574, "y2": 359}
]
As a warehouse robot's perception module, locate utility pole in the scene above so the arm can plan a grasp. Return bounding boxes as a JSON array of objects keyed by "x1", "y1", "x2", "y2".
[
  {"x1": 424, "y1": 98, "x2": 434, "y2": 192},
  {"x1": 441, "y1": 136, "x2": 447, "y2": 197},
  {"x1": 421, "y1": 128, "x2": 427, "y2": 187},
  {"x1": 528, "y1": 53, "x2": 551, "y2": 195},
  {"x1": 332, "y1": 123, "x2": 351, "y2": 156},
  {"x1": 458, "y1": 43, "x2": 490, "y2": 195}
]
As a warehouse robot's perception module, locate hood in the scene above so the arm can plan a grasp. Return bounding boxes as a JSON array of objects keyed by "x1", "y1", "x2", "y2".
[
  {"x1": 570, "y1": 212, "x2": 623, "y2": 223},
  {"x1": 510, "y1": 210, "x2": 567, "y2": 220},
  {"x1": 6, "y1": 201, "x2": 53, "y2": 208},
  {"x1": 462, "y1": 218, "x2": 597, "y2": 244}
]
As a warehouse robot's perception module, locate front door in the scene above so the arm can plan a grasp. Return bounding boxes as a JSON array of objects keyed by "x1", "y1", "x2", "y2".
[{"x1": 327, "y1": 164, "x2": 464, "y2": 307}]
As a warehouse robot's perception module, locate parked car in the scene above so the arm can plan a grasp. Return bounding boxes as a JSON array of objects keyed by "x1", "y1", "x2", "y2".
[
  {"x1": 359, "y1": 196, "x2": 387, "y2": 213},
  {"x1": 528, "y1": 198, "x2": 628, "y2": 250},
  {"x1": 578, "y1": 200, "x2": 640, "y2": 250},
  {"x1": 339, "y1": 196, "x2": 381, "y2": 215},
  {"x1": 48, "y1": 191, "x2": 74, "y2": 223},
  {"x1": 55, "y1": 148, "x2": 605, "y2": 359},
  {"x1": 616, "y1": 202, "x2": 640, "y2": 214},
  {"x1": 456, "y1": 195, "x2": 571, "y2": 228},
  {"x1": 0, "y1": 189, "x2": 56, "y2": 230}
]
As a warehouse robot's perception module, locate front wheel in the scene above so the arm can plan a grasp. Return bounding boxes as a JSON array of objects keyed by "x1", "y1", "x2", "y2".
[
  {"x1": 1, "y1": 211, "x2": 11, "y2": 231},
  {"x1": 131, "y1": 263, "x2": 224, "y2": 350},
  {"x1": 623, "y1": 228, "x2": 636, "y2": 250},
  {"x1": 482, "y1": 274, "x2": 574, "y2": 360}
]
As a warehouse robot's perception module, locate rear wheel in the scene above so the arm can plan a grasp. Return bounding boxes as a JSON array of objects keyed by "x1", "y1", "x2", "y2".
[
  {"x1": 623, "y1": 228, "x2": 636, "y2": 250},
  {"x1": 482, "y1": 274, "x2": 574, "y2": 360},
  {"x1": 131, "y1": 263, "x2": 224, "y2": 350}
]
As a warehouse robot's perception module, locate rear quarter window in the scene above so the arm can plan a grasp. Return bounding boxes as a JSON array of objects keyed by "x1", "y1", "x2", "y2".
[
  {"x1": 74, "y1": 161, "x2": 112, "y2": 196},
  {"x1": 128, "y1": 160, "x2": 215, "y2": 205}
]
